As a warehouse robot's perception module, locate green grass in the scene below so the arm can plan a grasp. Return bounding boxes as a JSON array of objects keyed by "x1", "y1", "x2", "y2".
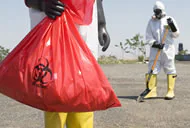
[{"x1": 98, "y1": 56, "x2": 138, "y2": 64}]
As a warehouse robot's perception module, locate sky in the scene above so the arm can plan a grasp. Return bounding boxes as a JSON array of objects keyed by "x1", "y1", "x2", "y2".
[{"x1": 0, "y1": 0, "x2": 189, "y2": 59}]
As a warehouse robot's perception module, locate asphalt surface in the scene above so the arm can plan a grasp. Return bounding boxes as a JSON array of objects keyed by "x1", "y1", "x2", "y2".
[{"x1": 0, "y1": 61, "x2": 190, "y2": 128}]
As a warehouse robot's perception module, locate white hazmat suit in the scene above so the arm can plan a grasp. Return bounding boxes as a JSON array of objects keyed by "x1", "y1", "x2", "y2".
[
  {"x1": 28, "y1": 1, "x2": 98, "y2": 128},
  {"x1": 144, "y1": 1, "x2": 179, "y2": 100},
  {"x1": 146, "y1": 1, "x2": 179, "y2": 74}
]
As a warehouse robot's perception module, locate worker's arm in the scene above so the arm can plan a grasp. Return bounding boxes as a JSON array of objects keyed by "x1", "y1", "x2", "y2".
[
  {"x1": 97, "y1": 0, "x2": 110, "y2": 52},
  {"x1": 25, "y1": 0, "x2": 65, "y2": 20}
]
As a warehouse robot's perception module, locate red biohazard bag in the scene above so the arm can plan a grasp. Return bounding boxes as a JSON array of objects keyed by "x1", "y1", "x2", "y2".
[{"x1": 0, "y1": 0, "x2": 121, "y2": 112}]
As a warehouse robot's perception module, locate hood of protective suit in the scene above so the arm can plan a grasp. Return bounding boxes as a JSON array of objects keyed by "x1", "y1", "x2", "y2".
[
  {"x1": 153, "y1": 1, "x2": 166, "y2": 15},
  {"x1": 152, "y1": 1, "x2": 166, "y2": 19}
]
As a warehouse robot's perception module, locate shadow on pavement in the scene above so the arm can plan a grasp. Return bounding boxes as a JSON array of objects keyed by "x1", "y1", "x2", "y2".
[
  {"x1": 117, "y1": 96, "x2": 138, "y2": 100},
  {"x1": 118, "y1": 96, "x2": 165, "y2": 100}
]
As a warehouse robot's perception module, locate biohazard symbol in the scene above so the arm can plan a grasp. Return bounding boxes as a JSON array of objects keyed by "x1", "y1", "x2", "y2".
[{"x1": 32, "y1": 58, "x2": 52, "y2": 88}]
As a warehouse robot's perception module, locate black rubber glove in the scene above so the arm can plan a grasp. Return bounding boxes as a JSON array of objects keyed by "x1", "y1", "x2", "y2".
[
  {"x1": 167, "y1": 18, "x2": 177, "y2": 32},
  {"x1": 97, "y1": 0, "x2": 110, "y2": 52},
  {"x1": 152, "y1": 41, "x2": 165, "y2": 49},
  {"x1": 25, "y1": 0, "x2": 65, "y2": 20}
]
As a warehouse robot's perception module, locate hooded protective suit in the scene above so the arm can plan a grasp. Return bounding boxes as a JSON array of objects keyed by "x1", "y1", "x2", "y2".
[
  {"x1": 144, "y1": 1, "x2": 179, "y2": 100},
  {"x1": 146, "y1": 1, "x2": 180, "y2": 74},
  {"x1": 26, "y1": 0, "x2": 98, "y2": 128}
]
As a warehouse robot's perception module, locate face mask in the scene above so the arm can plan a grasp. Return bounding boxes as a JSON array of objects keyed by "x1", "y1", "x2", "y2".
[{"x1": 154, "y1": 9, "x2": 162, "y2": 19}]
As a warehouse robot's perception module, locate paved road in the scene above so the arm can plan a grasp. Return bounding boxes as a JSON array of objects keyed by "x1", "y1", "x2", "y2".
[{"x1": 0, "y1": 61, "x2": 190, "y2": 128}]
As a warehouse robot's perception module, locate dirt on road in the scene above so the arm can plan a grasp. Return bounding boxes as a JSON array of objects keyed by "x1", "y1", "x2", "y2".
[{"x1": 0, "y1": 61, "x2": 190, "y2": 128}]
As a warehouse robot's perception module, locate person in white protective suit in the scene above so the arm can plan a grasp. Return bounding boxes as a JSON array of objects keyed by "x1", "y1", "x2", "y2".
[
  {"x1": 24, "y1": 0, "x2": 110, "y2": 128},
  {"x1": 144, "y1": 1, "x2": 179, "y2": 100}
]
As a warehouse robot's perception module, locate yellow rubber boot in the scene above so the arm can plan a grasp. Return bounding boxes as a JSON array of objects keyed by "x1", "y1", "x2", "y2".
[
  {"x1": 144, "y1": 74, "x2": 157, "y2": 98},
  {"x1": 66, "y1": 112, "x2": 93, "y2": 128},
  {"x1": 165, "y1": 74, "x2": 176, "y2": 100},
  {"x1": 44, "y1": 112, "x2": 93, "y2": 128},
  {"x1": 44, "y1": 112, "x2": 67, "y2": 128}
]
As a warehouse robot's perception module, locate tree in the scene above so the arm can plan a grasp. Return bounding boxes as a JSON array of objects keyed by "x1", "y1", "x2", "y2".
[
  {"x1": 115, "y1": 34, "x2": 148, "y2": 61},
  {"x1": 178, "y1": 49, "x2": 188, "y2": 55},
  {"x1": 125, "y1": 34, "x2": 148, "y2": 61},
  {"x1": 115, "y1": 42, "x2": 130, "y2": 59},
  {"x1": 0, "y1": 45, "x2": 9, "y2": 62}
]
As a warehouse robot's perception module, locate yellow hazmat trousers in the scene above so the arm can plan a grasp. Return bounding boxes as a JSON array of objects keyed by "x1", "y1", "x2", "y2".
[{"x1": 45, "y1": 112, "x2": 93, "y2": 128}]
